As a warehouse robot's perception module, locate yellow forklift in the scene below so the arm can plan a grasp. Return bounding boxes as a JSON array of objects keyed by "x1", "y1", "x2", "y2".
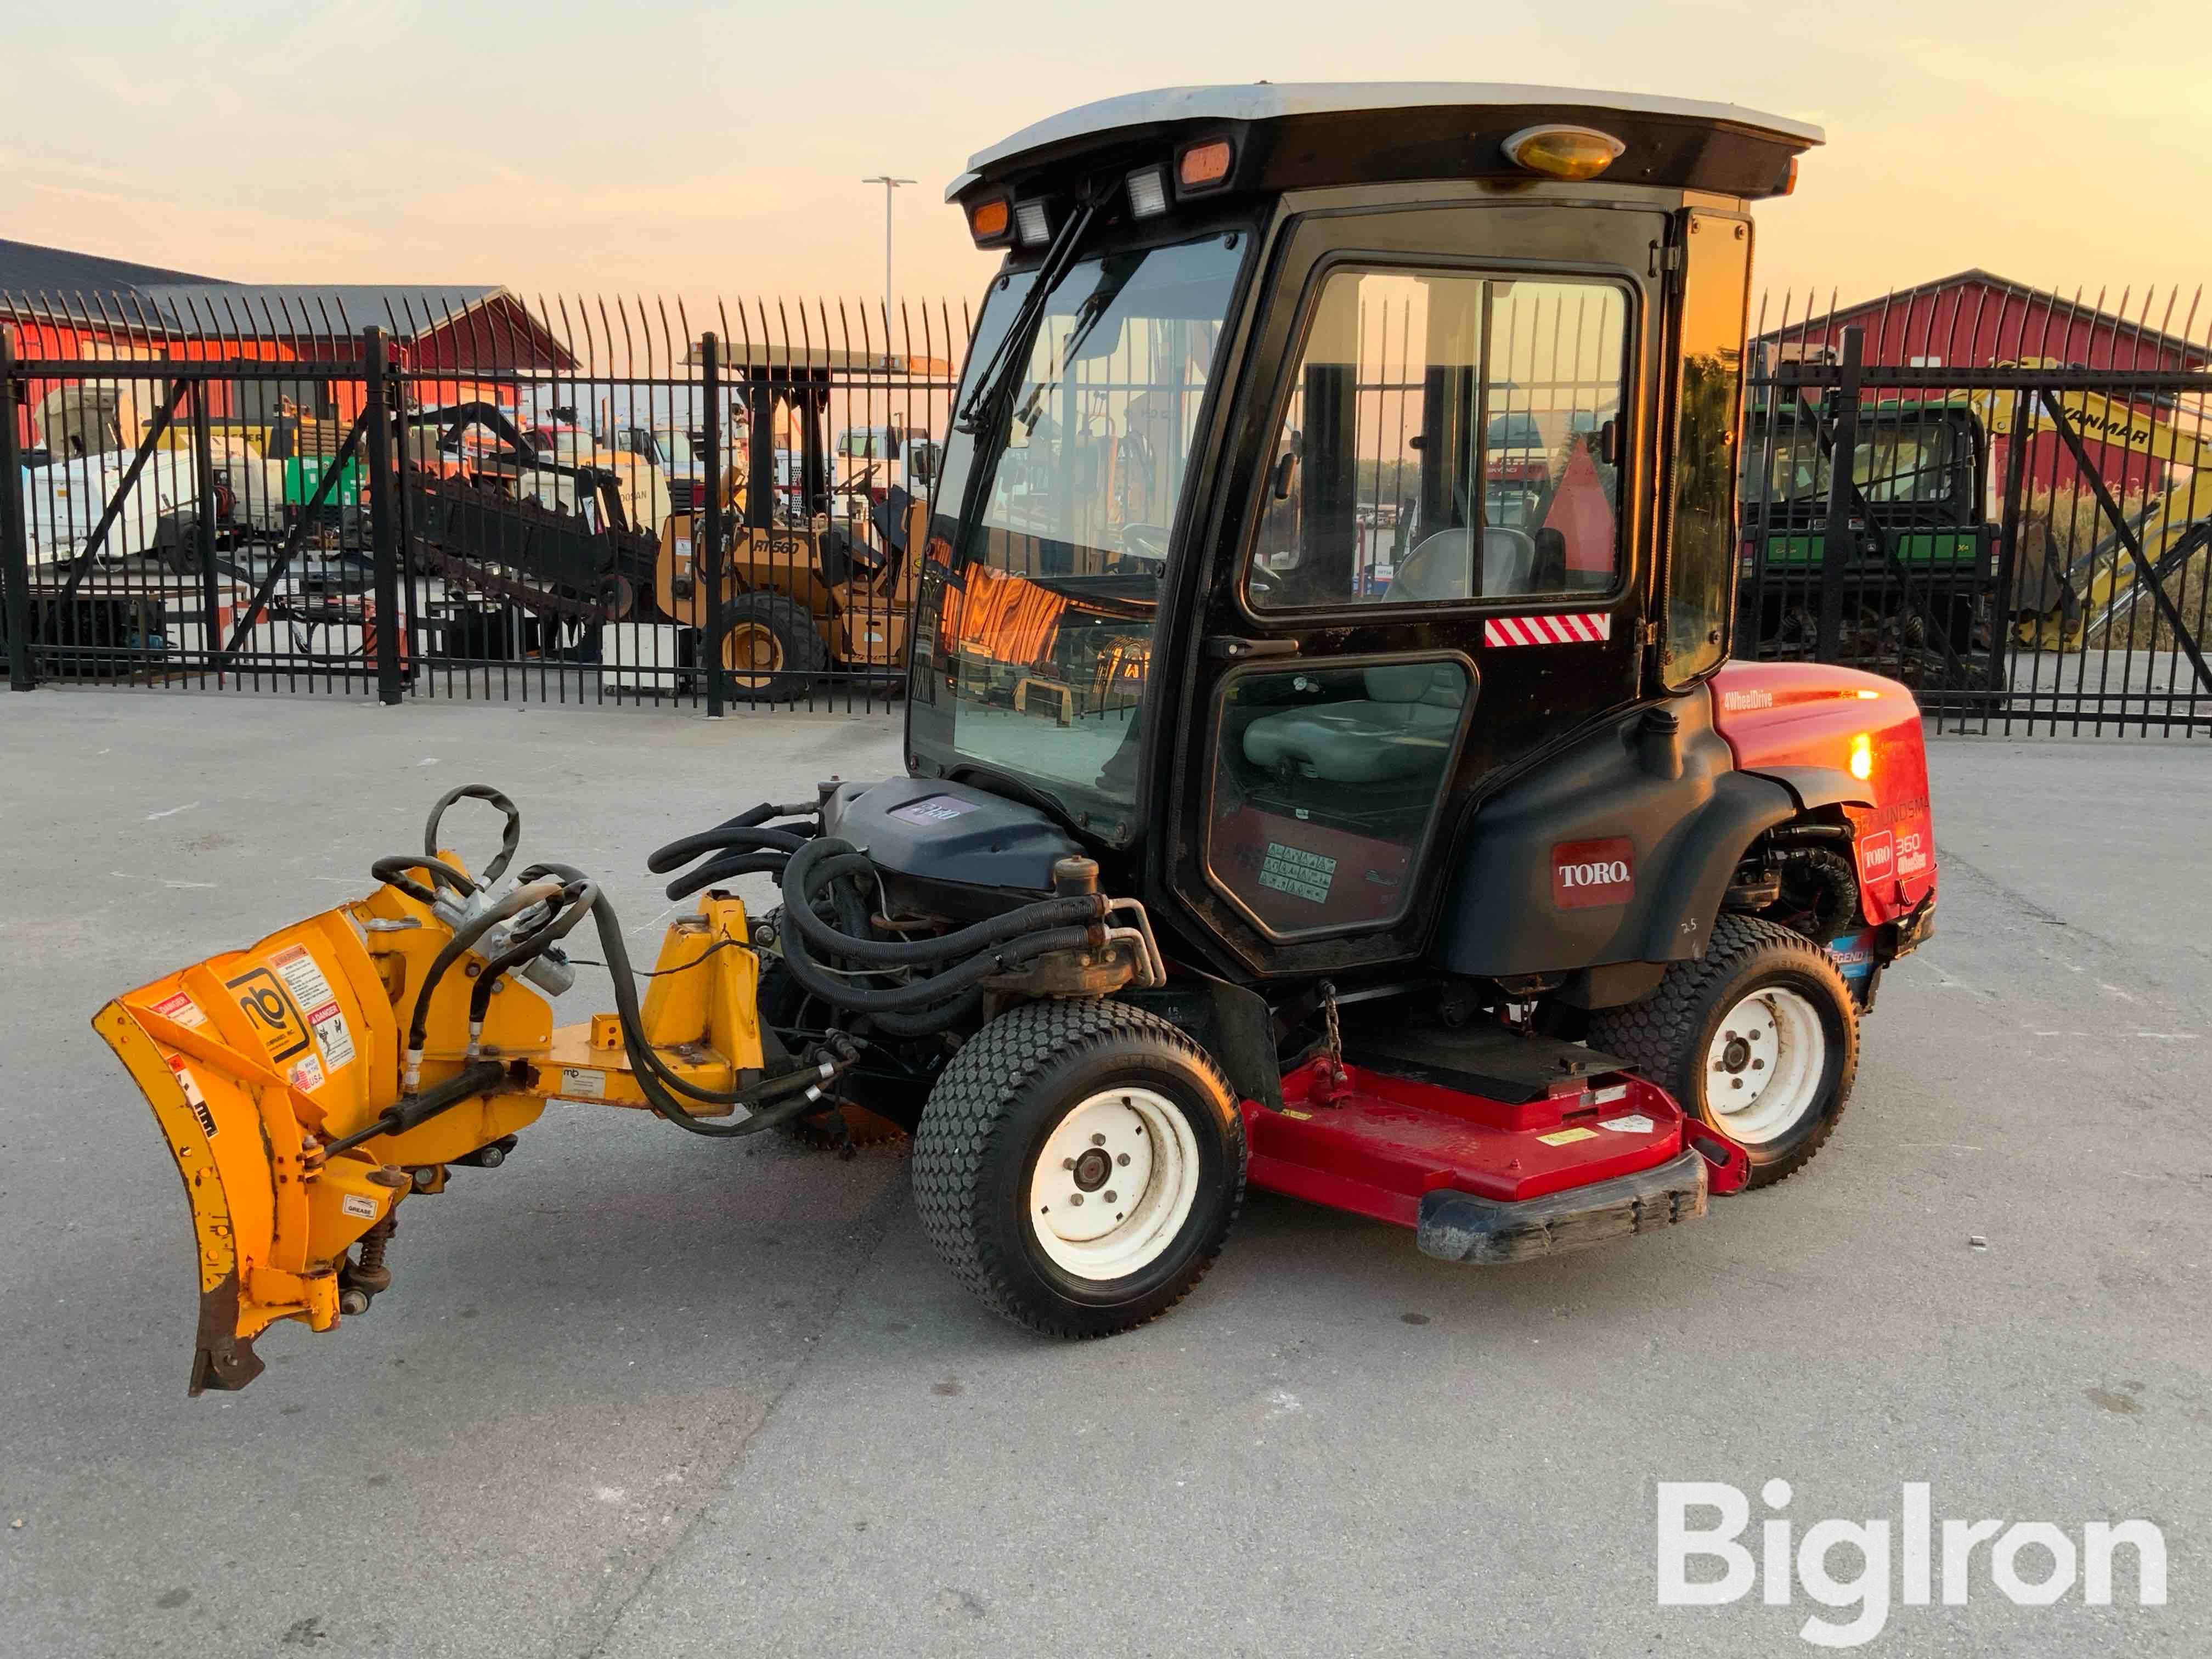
[
  {"x1": 99, "y1": 86, "x2": 1947, "y2": 1395},
  {"x1": 655, "y1": 351, "x2": 927, "y2": 701}
]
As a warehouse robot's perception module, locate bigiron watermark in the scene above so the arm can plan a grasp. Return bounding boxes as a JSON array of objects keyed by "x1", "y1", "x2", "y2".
[{"x1": 1656, "y1": 1480, "x2": 2168, "y2": 1648}]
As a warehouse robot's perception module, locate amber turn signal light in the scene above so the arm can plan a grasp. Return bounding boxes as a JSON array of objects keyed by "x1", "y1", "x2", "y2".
[
  {"x1": 1177, "y1": 139, "x2": 1234, "y2": 193},
  {"x1": 968, "y1": 198, "x2": 1012, "y2": 245}
]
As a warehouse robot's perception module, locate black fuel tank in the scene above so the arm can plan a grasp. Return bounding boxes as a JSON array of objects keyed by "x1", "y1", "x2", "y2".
[{"x1": 820, "y1": 777, "x2": 1082, "y2": 893}]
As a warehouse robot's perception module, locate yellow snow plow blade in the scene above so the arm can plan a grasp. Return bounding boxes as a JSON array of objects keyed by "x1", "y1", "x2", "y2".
[{"x1": 96, "y1": 877, "x2": 764, "y2": 1394}]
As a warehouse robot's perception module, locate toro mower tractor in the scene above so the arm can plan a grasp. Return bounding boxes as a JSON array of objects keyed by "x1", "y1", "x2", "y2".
[{"x1": 98, "y1": 85, "x2": 1939, "y2": 1392}]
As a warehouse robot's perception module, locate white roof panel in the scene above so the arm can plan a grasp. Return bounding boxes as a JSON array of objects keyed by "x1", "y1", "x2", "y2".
[{"x1": 954, "y1": 82, "x2": 1824, "y2": 198}]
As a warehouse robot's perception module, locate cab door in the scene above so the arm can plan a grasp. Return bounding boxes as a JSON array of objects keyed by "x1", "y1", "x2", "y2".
[{"x1": 1159, "y1": 198, "x2": 1667, "y2": 979}]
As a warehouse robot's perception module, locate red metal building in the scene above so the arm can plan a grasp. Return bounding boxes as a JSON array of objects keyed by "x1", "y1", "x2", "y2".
[{"x1": 1756, "y1": 270, "x2": 2211, "y2": 496}]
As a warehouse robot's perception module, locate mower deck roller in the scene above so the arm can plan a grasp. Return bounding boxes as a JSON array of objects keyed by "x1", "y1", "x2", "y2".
[{"x1": 101, "y1": 85, "x2": 1942, "y2": 1390}]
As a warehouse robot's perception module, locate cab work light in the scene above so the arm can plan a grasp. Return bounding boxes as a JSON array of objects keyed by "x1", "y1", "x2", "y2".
[
  {"x1": 1176, "y1": 138, "x2": 1234, "y2": 194},
  {"x1": 968, "y1": 197, "x2": 1013, "y2": 246},
  {"x1": 1501, "y1": 124, "x2": 1625, "y2": 182},
  {"x1": 1014, "y1": 199, "x2": 1053, "y2": 246},
  {"x1": 1126, "y1": 166, "x2": 1169, "y2": 219}
]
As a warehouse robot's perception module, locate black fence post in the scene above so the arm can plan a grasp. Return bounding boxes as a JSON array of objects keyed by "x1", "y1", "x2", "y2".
[
  {"x1": 189, "y1": 381, "x2": 219, "y2": 686},
  {"x1": 701, "y1": 331, "x2": 725, "y2": 718},
  {"x1": 1816, "y1": 326, "x2": 1864, "y2": 663},
  {"x1": 0, "y1": 325, "x2": 32, "y2": 691},
  {"x1": 362, "y1": 326, "x2": 403, "y2": 706}
]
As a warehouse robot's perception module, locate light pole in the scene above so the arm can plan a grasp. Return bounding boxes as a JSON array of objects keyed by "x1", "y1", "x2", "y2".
[{"x1": 862, "y1": 174, "x2": 916, "y2": 343}]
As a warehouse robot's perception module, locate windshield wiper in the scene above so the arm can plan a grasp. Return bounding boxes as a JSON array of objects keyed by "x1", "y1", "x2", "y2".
[{"x1": 953, "y1": 191, "x2": 1103, "y2": 437}]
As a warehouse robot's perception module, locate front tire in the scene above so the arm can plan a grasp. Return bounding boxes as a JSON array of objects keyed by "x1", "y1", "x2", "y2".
[
  {"x1": 912, "y1": 1000, "x2": 1245, "y2": 1337},
  {"x1": 1589, "y1": 915, "x2": 1858, "y2": 1188},
  {"x1": 720, "y1": 591, "x2": 829, "y2": 704}
]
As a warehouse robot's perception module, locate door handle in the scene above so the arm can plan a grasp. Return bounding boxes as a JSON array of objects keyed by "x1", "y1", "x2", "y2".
[{"x1": 1204, "y1": 635, "x2": 1300, "y2": 660}]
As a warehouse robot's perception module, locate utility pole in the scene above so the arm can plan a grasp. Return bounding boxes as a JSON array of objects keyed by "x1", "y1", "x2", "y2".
[{"x1": 861, "y1": 174, "x2": 916, "y2": 341}]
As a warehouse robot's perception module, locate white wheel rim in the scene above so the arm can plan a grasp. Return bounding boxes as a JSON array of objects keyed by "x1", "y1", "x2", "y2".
[
  {"x1": 1027, "y1": 1087, "x2": 1200, "y2": 1282},
  {"x1": 1705, "y1": 985, "x2": 1827, "y2": 1145}
]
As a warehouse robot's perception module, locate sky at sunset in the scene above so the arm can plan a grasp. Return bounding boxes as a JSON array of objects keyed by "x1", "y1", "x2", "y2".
[{"x1": 4, "y1": 0, "x2": 2208, "y2": 334}]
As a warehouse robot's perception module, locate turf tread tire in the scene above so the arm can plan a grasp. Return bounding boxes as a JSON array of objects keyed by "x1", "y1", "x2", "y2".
[
  {"x1": 1589, "y1": 914, "x2": 1857, "y2": 1190},
  {"x1": 911, "y1": 999, "x2": 1244, "y2": 1338}
]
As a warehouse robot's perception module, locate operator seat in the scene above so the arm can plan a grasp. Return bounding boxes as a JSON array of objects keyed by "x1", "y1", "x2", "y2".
[
  {"x1": 1386, "y1": 525, "x2": 1537, "y2": 601},
  {"x1": 1239, "y1": 662, "x2": 1465, "y2": 785}
]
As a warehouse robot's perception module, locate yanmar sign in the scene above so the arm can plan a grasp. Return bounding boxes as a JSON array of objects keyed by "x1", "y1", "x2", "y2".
[{"x1": 1553, "y1": 837, "x2": 1635, "y2": 909}]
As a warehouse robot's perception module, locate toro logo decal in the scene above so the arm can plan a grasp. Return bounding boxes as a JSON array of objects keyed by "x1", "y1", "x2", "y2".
[
  {"x1": 1553, "y1": 837, "x2": 1635, "y2": 909},
  {"x1": 1857, "y1": 828, "x2": 1896, "y2": 885}
]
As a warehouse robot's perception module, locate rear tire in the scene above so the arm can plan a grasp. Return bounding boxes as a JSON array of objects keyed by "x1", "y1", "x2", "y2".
[
  {"x1": 912, "y1": 1000, "x2": 1245, "y2": 1337},
  {"x1": 1589, "y1": 915, "x2": 1858, "y2": 1189}
]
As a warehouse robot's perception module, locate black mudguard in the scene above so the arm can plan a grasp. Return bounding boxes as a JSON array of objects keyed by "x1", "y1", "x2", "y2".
[{"x1": 1437, "y1": 693, "x2": 1799, "y2": 981}]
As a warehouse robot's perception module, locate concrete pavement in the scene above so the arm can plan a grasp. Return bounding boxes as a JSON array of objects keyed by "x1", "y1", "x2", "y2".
[{"x1": 0, "y1": 691, "x2": 2203, "y2": 1657}]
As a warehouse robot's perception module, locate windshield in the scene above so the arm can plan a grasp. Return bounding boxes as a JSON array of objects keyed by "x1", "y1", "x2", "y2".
[
  {"x1": 1745, "y1": 414, "x2": 1962, "y2": 510},
  {"x1": 908, "y1": 229, "x2": 1248, "y2": 842}
]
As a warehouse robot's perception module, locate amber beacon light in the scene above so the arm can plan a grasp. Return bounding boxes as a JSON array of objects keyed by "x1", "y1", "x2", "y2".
[{"x1": 1501, "y1": 124, "x2": 1626, "y2": 181}]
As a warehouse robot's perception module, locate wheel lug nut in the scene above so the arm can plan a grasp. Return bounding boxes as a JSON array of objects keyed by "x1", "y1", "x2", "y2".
[
  {"x1": 1091, "y1": 1133, "x2": 1106, "y2": 1147},
  {"x1": 1062, "y1": 1158, "x2": 1075, "y2": 1170},
  {"x1": 1752, "y1": 1059, "x2": 1765, "y2": 1070},
  {"x1": 1731, "y1": 1078, "x2": 1744, "y2": 1089},
  {"x1": 1069, "y1": 1194, "x2": 1084, "y2": 1206},
  {"x1": 1103, "y1": 1190, "x2": 1117, "y2": 1203},
  {"x1": 1116, "y1": 1153, "x2": 1130, "y2": 1166}
]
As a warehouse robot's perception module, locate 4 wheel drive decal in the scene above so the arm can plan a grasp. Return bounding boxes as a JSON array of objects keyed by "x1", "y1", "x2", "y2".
[{"x1": 1485, "y1": 612, "x2": 1612, "y2": 647}]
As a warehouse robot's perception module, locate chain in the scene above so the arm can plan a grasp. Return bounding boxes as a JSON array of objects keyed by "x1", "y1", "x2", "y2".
[{"x1": 1317, "y1": 979, "x2": 1348, "y2": 1103}]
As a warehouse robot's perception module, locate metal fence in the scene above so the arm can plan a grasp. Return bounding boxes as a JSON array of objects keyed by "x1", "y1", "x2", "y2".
[
  {"x1": 0, "y1": 291, "x2": 968, "y2": 712},
  {"x1": 4, "y1": 282, "x2": 2208, "y2": 737},
  {"x1": 1741, "y1": 287, "x2": 2211, "y2": 737}
]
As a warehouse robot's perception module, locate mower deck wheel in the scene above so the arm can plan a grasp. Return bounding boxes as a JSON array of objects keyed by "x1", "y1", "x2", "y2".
[
  {"x1": 1589, "y1": 914, "x2": 1858, "y2": 1189},
  {"x1": 912, "y1": 1000, "x2": 1244, "y2": 1337}
]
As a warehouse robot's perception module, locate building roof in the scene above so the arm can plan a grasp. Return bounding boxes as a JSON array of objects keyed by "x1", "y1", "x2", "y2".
[
  {"x1": 3, "y1": 278, "x2": 513, "y2": 344},
  {"x1": 957, "y1": 82, "x2": 1825, "y2": 196},
  {"x1": 0, "y1": 236, "x2": 227, "y2": 295},
  {"x1": 1758, "y1": 268, "x2": 2212, "y2": 367}
]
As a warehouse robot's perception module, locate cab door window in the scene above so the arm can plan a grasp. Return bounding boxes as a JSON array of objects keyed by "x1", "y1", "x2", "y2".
[
  {"x1": 1207, "y1": 657, "x2": 1473, "y2": 939},
  {"x1": 1246, "y1": 268, "x2": 1629, "y2": 611}
]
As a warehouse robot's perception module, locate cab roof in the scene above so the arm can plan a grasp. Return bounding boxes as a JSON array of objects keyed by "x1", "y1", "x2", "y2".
[{"x1": 950, "y1": 82, "x2": 1824, "y2": 206}]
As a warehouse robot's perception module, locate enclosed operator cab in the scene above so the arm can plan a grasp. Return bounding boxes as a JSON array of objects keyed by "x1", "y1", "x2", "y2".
[{"x1": 908, "y1": 84, "x2": 1859, "y2": 985}]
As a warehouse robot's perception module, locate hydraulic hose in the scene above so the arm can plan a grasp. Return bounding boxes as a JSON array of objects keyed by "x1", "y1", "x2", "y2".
[
  {"x1": 549, "y1": 871, "x2": 854, "y2": 1133},
  {"x1": 404, "y1": 878, "x2": 565, "y2": 1086},
  {"x1": 781, "y1": 836, "x2": 1105, "y2": 969},
  {"x1": 528, "y1": 858, "x2": 812, "y2": 1111},
  {"x1": 371, "y1": 854, "x2": 476, "y2": 906},
  {"x1": 664, "y1": 850, "x2": 790, "y2": 903},
  {"x1": 466, "y1": 879, "x2": 598, "y2": 1041},
  {"x1": 425, "y1": 783, "x2": 522, "y2": 888},
  {"x1": 778, "y1": 919, "x2": 1093, "y2": 1013},
  {"x1": 647, "y1": 823, "x2": 811, "y2": 874}
]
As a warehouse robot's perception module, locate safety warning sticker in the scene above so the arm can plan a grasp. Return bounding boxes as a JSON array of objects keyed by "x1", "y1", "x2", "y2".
[
  {"x1": 150, "y1": 990, "x2": 207, "y2": 1029},
  {"x1": 1537, "y1": 1126, "x2": 1599, "y2": 1147},
  {"x1": 270, "y1": 944, "x2": 356, "y2": 1069},
  {"x1": 168, "y1": 1056, "x2": 218, "y2": 1139},
  {"x1": 1598, "y1": 1113, "x2": 1656, "y2": 1135}
]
